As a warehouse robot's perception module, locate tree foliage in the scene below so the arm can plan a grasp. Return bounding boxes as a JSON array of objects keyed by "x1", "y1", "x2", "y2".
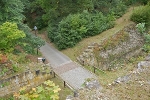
[
  {"x1": 0, "y1": 0, "x2": 25, "y2": 24},
  {"x1": 13, "y1": 80, "x2": 61, "y2": 100},
  {"x1": 42, "y1": 0, "x2": 128, "y2": 50},
  {"x1": 51, "y1": 11, "x2": 115, "y2": 50},
  {"x1": 0, "y1": 22, "x2": 25, "y2": 52},
  {"x1": 20, "y1": 35, "x2": 45, "y2": 54},
  {"x1": 0, "y1": 0, "x2": 45, "y2": 54},
  {"x1": 124, "y1": 0, "x2": 150, "y2": 5}
]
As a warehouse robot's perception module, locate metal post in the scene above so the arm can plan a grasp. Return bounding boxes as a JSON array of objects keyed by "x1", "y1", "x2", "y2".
[
  {"x1": 64, "y1": 81, "x2": 66, "y2": 88},
  {"x1": 74, "y1": 90, "x2": 78, "y2": 97},
  {"x1": 54, "y1": 72, "x2": 56, "y2": 78},
  {"x1": 34, "y1": 26, "x2": 37, "y2": 36}
]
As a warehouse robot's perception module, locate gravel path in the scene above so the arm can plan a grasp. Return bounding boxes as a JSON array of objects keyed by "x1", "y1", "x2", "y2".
[{"x1": 40, "y1": 42, "x2": 96, "y2": 89}]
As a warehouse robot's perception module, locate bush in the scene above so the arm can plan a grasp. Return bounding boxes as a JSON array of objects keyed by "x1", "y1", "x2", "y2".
[
  {"x1": 54, "y1": 14, "x2": 84, "y2": 49},
  {"x1": 50, "y1": 11, "x2": 115, "y2": 50},
  {"x1": 47, "y1": 24, "x2": 59, "y2": 42},
  {"x1": 135, "y1": 23, "x2": 150, "y2": 52},
  {"x1": 0, "y1": 22, "x2": 26, "y2": 52},
  {"x1": 35, "y1": 16, "x2": 47, "y2": 30},
  {"x1": 144, "y1": 34, "x2": 150, "y2": 43},
  {"x1": 110, "y1": 0, "x2": 127, "y2": 18},
  {"x1": 93, "y1": 0, "x2": 127, "y2": 16},
  {"x1": 124, "y1": 0, "x2": 150, "y2": 5},
  {"x1": 82, "y1": 11, "x2": 115, "y2": 37},
  {"x1": 20, "y1": 34, "x2": 45, "y2": 54},
  {"x1": 136, "y1": 23, "x2": 146, "y2": 34},
  {"x1": 142, "y1": 44, "x2": 150, "y2": 52},
  {"x1": 131, "y1": 5, "x2": 150, "y2": 26}
]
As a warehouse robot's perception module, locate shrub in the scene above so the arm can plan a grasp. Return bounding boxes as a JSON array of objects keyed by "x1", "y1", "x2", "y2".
[
  {"x1": 0, "y1": 22, "x2": 25, "y2": 52},
  {"x1": 83, "y1": 11, "x2": 115, "y2": 37},
  {"x1": 54, "y1": 14, "x2": 87, "y2": 49},
  {"x1": 50, "y1": 11, "x2": 115, "y2": 50},
  {"x1": 131, "y1": 5, "x2": 150, "y2": 26},
  {"x1": 143, "y1": 34, "x2": 150, "y2": 52},
  {"x1": 136, "y1": 23, "x2": 146, "y2": 34},
  {"x1": 135, "y1": 23, "x2": 150, "y2": 52},
  {"x1": 110, "y1": 0, "x2": 127, "y2": 18},
  {"x1": 20, "y1": 35, "x2": 45, "y2": 54},
  {"x1": 144, "y1": 34, "x2": 150, "y2": 43},
  {"x1": 124, "y1": 0, "x2": 150, "y2": 5},
  {"x1": 35, "y1": 16, "x2": 47, "y2": 30},
  {"x1": 47, "y1": 24, "x2": 57, "y2": 42}
]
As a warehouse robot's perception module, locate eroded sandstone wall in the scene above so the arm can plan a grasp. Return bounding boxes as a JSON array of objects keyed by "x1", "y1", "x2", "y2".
[
  {"x1": 77, "y1": 24, "x2": 144, "y2": 70},
  {"x1": 0, "y1": 65, "x2": 52, "y2": 97}
]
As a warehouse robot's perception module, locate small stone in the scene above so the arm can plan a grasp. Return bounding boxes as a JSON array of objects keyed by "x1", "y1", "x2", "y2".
[
  {"x1": 108, "y1": 83, "x2": 111, "y2": 86},
  {"x1": 66, "y1": 95, "x2": 73, "y2": 100}
]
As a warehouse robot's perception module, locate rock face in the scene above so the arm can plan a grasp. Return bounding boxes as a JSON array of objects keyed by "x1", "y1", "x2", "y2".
[
  {"x1": 137, "y1": 61, "x2": 150, "y2": 73},
  {"x1": 66, "y1": 79, "x2": 109, "y2": 100},
  {"x1": 68, "y1": 54, "x2": 150, "y2": 100},
  {"x1": 112, "y1": 54, "x2": 150, "y2": 85},
  {"x1": 0, "y1": 63, "x2": 52, "y2": 97},
  {"x1": 77, "y1": 24, "x2": 144, "y2": 70},
  {"x1": 114, "y1": 74, "x2": 132, "y2": 84},
  {"x1": 85, "y1": 79, "x2": 101, "y2": 90}
]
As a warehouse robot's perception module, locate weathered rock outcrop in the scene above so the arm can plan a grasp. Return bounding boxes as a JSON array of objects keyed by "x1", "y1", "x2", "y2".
[
  {"x1": 67, "y1": 54, "x2": 150, "y2": 100},
  {"x1": 77, "y1": 24, "x2": 144, "y2": 70},
  {"x1": 109, "y1": 54, "x2": 150, "y2": 85},
  {"x1": 66, "y1": 79, "x2": 108, "y2": 100},
  {"x1": 0, "y1": 63, "x2": 52, "y2": 97}
]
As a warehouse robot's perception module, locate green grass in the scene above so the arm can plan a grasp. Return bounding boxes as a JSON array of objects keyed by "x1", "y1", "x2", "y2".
[
  {"x1": 61, "y1": 7, "x2": 135, "y2": 61},
  {"x1": 84, "y1": 62, "x2": 135, "y2": 86},
  {"x1": 106, "y1": 65, "x2": 150, "y2": 100}
]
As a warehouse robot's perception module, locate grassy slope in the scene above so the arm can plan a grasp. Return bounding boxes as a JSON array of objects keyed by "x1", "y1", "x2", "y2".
[
  {"x1": 61, "y1": 7, "x2": 135, "y2": 61},
  {"x1": 62, "y1": 6, "x2": 150, "y2": 100}
]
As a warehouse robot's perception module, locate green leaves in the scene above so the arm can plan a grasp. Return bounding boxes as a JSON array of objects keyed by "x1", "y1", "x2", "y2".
[
  {"x1": 14, "y1": 80, "x2": 61, "y2": 100},
  {"x1": 131, "y1": 5, "x2": 150, "y2": 26},
  {"x1": 53, "y1": 85, "x2": 61, "y2": 93},
  {"x1": 0, "y1": 22, "x2": 25, "y2": 52},
  {"x1": 136, "y1": 23, "x2": 146, "y2": 34},
  {"x1": 49, "y1": 11, "x2": 115, "y2": 50},
  {"x1": 0, "y1": 0, "x2": 25, "y2": 24},
  {"x1": 37, "y1": 86, "x2": 44, "y2": 93}
]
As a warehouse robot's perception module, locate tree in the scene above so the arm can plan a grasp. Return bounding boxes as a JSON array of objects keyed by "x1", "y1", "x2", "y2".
[
  {"x1": 131, "y1": 5, "x2": 150, "y2": 27},
  {"x1": 0, "y1": 0, "x2": 45, "y2": 54},
  {"x1": 0, "y1": 0, "x2": 25, "y2": 24},
  {"x1": 52, "y1": 11, "x2": 115, "y2": 50},
  {"x1": 0, "y1": 22, "x2": 26, "y2": 52}
]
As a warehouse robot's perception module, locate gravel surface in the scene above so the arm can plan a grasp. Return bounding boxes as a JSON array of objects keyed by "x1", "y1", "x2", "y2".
[{"x1": 40, "y1": 42, "x2": 96, "y2": 89}]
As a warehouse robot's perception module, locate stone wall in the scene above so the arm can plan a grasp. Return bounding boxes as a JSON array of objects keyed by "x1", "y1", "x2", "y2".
[
  {"x1": 0, "y1": 65, "x2": 52, "y2": 97},
  {"x1": 77, "y1": 24, "x2": 144, "y2": 70}
]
